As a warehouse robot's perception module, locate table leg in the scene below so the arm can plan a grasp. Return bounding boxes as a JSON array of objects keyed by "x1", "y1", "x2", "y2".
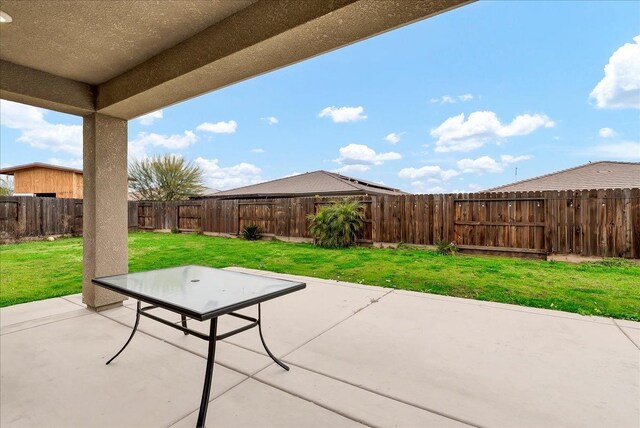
[
  {"x1": 181, "y1": 315, "x2": 189, "y2": 335},
  {"x1": 258, "y1": 303, "x2": 289, "y2": 371},
  {"x1": 106, "y1": 300, "x2": 141, "y2": 365},
  {"x1": 196, "y1": 317, "x2": 218, "y2": 428}
]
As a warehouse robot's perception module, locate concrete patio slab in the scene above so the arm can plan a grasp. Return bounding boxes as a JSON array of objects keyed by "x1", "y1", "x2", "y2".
[
  {"x1": 620, "y1": 327, "x2": 640, "y2": 349},
  {"x1": 0, "y1": 297, "x2": 85, "y2": 328},
  {"x1": 285, "y1": 291, "x2": 639, "y2": 428},
  {"x1": 616, "y1": 318, "x2": 640, "y2": 330},
  {"x1": 170, "y1": 378, "x2": 365, "y2": 428},
  {"x1": 393, "y1": 288, "x2": 617, "y2": 326},
  {"x1": 211, "y1": 275, "x2": 389, "y2": 357},
  {"x1": 2, "y1": 269, "x2": 638, "y2": 428},
  {"x1": 255, "y1": 363, "x2": 469, "y2": 428},
  {"x1": 0, "y1": 313, "x2": 246, "y2": 428}
]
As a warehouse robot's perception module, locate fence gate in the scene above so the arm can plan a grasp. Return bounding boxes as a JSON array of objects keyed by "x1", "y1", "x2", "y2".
[
  {"x1": 238, "y1": 202, "x2": 275, "y2": 234},
  {"x1": 177, "y1": 204, "x2": 201, "y2": 231},
  {"x1": 453, "y1": 197, "x2": 546, "y2": 253},
  {"x1": 137, "y1": 204, "x2": 154, "y2": 229}
]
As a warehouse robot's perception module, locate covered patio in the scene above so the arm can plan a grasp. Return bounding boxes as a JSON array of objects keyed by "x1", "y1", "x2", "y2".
[
  {"x1": 1, "y1": 1, "x2": 639, "y2": 427},
  {"x1": 1, "y1": 0, "x2": 469, "y2": 311},
  {"x1": 2, "y1": 268, "x2": 638, "y2": 427}
]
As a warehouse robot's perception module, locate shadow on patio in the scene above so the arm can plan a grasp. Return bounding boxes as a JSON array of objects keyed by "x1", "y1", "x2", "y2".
[{"x1": 1, "y1": 268, "x2": 638, "y2": 428}]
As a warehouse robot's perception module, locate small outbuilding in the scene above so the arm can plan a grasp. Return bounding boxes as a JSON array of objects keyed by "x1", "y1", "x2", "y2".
[{"x1": 0, "y1": 162, "x2": 83, "y2": 198}]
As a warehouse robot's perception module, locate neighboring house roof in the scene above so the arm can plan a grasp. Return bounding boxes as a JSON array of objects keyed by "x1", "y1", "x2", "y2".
[
  {"x1": 201, "y1": 187, "x2": 221, "y2": 196},
  {"x1": 211, "y1": 170, "x2": 407, "y2": 199},
  {"x1": 0, "y1": 162, "x2": 83, "y2": 175},
  {"x1": 487, "y1": 161, "x2": 640, "y2": 192},
  {"x1": 188, "y1": 187, "x2": 221, "y2": 199}
]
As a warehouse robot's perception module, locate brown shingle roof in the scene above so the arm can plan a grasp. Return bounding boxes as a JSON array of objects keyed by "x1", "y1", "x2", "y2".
[
  {"x1": 487, "y1": 161, "x2": 640, "y2": 192},
  {"x1": 211, "y1": 171, "x2": 407, "y2": 199}
]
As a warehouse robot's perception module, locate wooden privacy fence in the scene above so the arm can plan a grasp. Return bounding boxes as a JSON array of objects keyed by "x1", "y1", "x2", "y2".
[{"x1": 1, "y1": 189, "x2": 639, "y2": 258}]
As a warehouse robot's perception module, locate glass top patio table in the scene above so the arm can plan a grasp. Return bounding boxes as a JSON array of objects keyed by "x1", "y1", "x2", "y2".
[{"x1": 93, "y1": 265, "x2": 306, "y2": 321}]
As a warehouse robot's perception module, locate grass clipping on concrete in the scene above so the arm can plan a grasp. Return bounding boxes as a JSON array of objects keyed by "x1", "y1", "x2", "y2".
[{"x1": 1, "y1": 232, "x2": 639, "y2": 321}]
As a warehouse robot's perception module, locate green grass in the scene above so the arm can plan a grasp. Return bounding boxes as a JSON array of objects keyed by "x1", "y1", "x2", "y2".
[{"x1": 1, "y1": 232, "x2": 639, "y2": 320}]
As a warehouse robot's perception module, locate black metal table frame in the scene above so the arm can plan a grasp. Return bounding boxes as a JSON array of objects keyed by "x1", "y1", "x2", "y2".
[{"x1": 105, "y1": 300, "x2": 289, "y2": 428}]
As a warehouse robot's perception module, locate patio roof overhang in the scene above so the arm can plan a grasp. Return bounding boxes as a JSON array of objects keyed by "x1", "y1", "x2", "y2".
[
  {"x1": 0, "y1": 0, "x2": 472, "y2": 310},
  {"x1": 0, "y1": 0, "x2": 471, "y2": 120}
]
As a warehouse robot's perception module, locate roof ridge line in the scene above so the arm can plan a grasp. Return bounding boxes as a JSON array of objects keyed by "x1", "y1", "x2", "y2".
[
  {"x1": 214, "y1": 170, "x2": 324, "y2": 195},
  {"x1": 320, "y1": 170, "x2": 363, "y2": 191}
]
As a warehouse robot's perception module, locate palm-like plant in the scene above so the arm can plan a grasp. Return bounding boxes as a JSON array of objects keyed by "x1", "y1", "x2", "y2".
[
  {"x1": 307, "y1": 200, "x2": 365, "y2": 248},
  {"x1": 129, "y1": 155, "x2": 204, "y2": 201}
]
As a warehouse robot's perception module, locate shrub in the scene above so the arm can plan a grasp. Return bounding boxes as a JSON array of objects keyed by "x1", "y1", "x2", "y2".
[
  {"x1": 435, "y1": 240, "x2": 458, "y2": 256},
  {"x1": 242, "y1": 225, "x2": 262, "y2": 241},
  {"x1": 307, "y1": 200, "x2": 365, "y2": 248},
  {"x1": 194, "y1": 226, "x2": 204, "y2": 235},
  {"x1": 171, "y1": 226, "x2": 181, "y2": 234}
]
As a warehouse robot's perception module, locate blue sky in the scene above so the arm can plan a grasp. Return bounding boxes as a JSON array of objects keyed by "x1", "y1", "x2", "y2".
[{"x1": 1, "y1": 1, "x2": 639, "y2": 192}]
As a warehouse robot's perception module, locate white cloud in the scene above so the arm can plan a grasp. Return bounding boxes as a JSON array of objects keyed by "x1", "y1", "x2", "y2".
[
  {"x1": 410, "y1": 181, "x2": 446, "y2": 193},
  {"x1": 398, "y1": 165, "x2": 458, "y2": 181},
  {"x1": 0, "y1": 100, "x2": 82, "y2": 156},
  {"x1": 195, "y1": 157, "x2": 263, "y2": 189},
  {"x1": 128, "y1": 131, "x2": 197, "y2": 160},
  {"x1": 598, "y1": 127, "x2": 618, "y2": 138},
  {"x1": 196, "y1": 120, "x2": 237, "y2": 134},
  {"x1": 590, "y1": 35, "x2": 640, "y2": 109},
  {"x1": 431, "y1": 111, "x2": 555, "y2": 152},
  {"x1": 137, "y1": 110, "x2": 163, "y2": 125},
  {"x1": 130, "y1": 131, "x2": 197, "y2": 150},
  {"x1": 500, "y1": 154, "x2": 532, "y2": 164},
  {"x1": 584, "y1": 141, "x2": 640, "y2": 160},
  {"x1": 333, "y1": 164, "x2": 371, "y2": 174},
  {"x1": 261, "y1": 116, "x2": 278, "y2": 125},
  {"x1": 385, "y1": 132, "x2": 403, "y2": 144},
  {"x1": 457, "y1": 156, "x2": 504, "y2": 173},
  {"x1": 251, "y1": 148, "x2": 265, "y2": 153},
  {"x1": 318, "y1": 106, "x2": 367, "y2": 123},
  {"x1": 457, "y1": 154, "x2": 532, "y2": 174},
  {"x1": 430, "y1": 94, "x2": 474, "y2": 104},
  {"x1": 335, "y1": 144, "x2": 401, "y2": 166},
  {"x1": 468, "y1": 183, "x2": 483, "y2": 191}
]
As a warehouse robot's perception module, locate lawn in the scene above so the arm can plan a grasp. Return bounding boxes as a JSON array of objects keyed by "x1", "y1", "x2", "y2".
[{"x1": 1, "y1": 231, "x2": 639, "y2": 320}]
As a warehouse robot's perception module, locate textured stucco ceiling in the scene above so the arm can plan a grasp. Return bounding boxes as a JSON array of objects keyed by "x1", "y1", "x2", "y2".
[
  {"x1": 0, "y1": 0, "x2": 471, "y2": 119},
  {"x1": 0, "y1": 0, "x2": 256, "y2": 84}
]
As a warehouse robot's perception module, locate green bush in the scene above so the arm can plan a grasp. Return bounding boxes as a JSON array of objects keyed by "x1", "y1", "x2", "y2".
[
  {"x1": 242, "y1": 225, "x2": 262, "y2": 241},
  {"x1": 170, "y1": 227, "x2": 181, "y2": 234},
  {"x1": 307, "y1": 200, "x2": 365, "y2": 248},
  {"x1": 435, "y1": 240, "x2": 458, "y2": 256}
]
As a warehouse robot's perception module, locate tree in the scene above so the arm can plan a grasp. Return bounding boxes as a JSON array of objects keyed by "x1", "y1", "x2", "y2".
[
  {"x1": 0, "y1": 176, "x2": 13, "y2": 196},
  {"x1": 307, "y1": 199, "x2": 365, "y2": 248},
  {"x1": 129, "y1": 155, "x2": 204, "y2": 201}
]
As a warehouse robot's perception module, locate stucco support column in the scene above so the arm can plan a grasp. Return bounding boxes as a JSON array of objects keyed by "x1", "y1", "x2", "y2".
[{"x1": 82, "y1": 113, "x2": 128, "y2": 310}]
